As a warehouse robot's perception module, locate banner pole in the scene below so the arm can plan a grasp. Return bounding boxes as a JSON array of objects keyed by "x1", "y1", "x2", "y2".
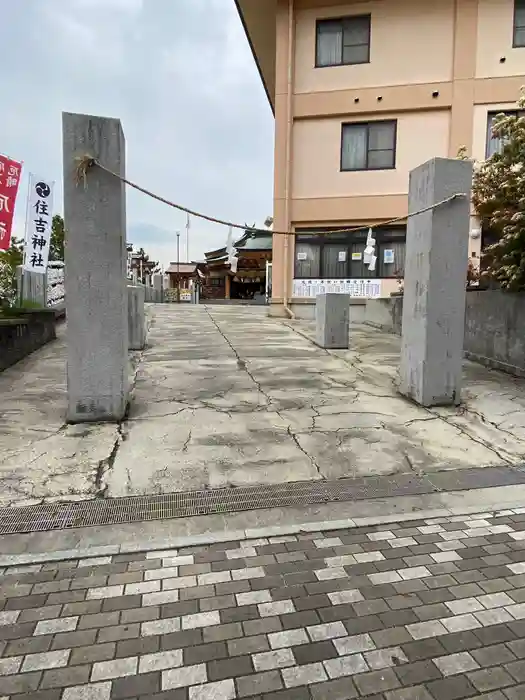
[{"x1": 19, "y1": 173, "x2": 34, "y2": 306}]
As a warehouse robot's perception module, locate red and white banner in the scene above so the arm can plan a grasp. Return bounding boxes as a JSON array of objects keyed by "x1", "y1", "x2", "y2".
[{"x1": 0, "y1": 154, "x2": 22, "y2": 251}]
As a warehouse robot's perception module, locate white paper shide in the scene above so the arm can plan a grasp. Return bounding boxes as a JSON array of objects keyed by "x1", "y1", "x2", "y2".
[
  {"x1": 24, "y1": 175, "x2": 54, "y2": 274},
  {"x1": 363, "y1": 228, "x2": 377, "y2": 272}
]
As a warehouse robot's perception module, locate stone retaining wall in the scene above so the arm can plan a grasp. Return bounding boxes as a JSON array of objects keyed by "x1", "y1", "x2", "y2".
[
  {"x1": 0, "y1": 310, "x2": 57, "y2": 372},
  {"x1": 365, "y1": 291, "x2": 525, "y2": 377}
]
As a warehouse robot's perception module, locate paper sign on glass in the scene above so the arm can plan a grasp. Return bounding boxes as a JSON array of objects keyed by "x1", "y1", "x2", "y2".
[
  {"x1": 383, "y1": 249, "x2": 395, "y2": 264},
  {"x1": 338, "y1": 251, "x2": 347, "y2": 262},
  {"x1": 352, "y1": 252, "x2": 362, "y2": 261},
  {"x1": 297, "y1": 252, "x2": 307, "y2": 261}
]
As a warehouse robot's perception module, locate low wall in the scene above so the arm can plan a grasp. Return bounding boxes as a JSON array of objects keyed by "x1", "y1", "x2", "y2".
[
  {"x1": 365, "y1": 291, "x2": 525, "y2": 377},
  {"x1": 364, "y1": 296, "x2": 403, "y2": 334},
  {"x1": 270, "y1": 298, "x2": 368, "y2": 321},
  {"x1": 464, "y1": 291, "x2": 525, "y2": 377},
  {"x1": 128, "y1": 283, "x2": 160, "y2": 303},
  {"x1": 0, "y1": 310, "x2": 57, "y2": 372}
]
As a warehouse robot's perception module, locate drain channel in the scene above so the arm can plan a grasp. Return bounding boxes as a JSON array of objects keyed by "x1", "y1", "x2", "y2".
[{"x1": 0, "y1": 465, "x2": 523, "y2": 535}]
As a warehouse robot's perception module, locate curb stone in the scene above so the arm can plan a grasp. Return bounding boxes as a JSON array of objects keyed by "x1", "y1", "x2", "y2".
[{"x1": 1, "y1": 500, "x2": 524, "y2": 568}]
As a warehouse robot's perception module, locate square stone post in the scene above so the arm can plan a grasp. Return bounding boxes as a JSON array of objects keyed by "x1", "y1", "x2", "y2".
[
  {"x1": 16, "y1": 267, "x2": 47, "y2": 308},
  {"x1": 399, "y1": 157, "x2": 472, "y2": 407},
  {"x1": 153, "y1": 273, "x2": 163, "y2": 303},
  {"x1": 128, "y1": 285, "x2": 146, "y2": 350},
  {"x1": 315, "y1": 293, "x2": 350, "y2": 349},
  {"x1": 63, "y1": 112, "x2": 128, "y2": 422}
]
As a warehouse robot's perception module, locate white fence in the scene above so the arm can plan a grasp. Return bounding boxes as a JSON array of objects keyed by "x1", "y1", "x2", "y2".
[{"x1": 46, "y1": 261, "x2": 65, "y2": 309}]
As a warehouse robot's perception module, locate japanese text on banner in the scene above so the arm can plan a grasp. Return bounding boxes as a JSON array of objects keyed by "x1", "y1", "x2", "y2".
[
  {"x1": 24, "y1": 175, "x2": 54, "y2": 274},
  {"x1": 0, "y1": 155, "x2": 23, "y2": 251}
]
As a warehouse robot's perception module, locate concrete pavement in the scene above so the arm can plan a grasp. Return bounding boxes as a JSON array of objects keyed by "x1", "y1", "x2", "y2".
[{"x1": 1, "y1": 304, "x2": 525, "y2": 507}]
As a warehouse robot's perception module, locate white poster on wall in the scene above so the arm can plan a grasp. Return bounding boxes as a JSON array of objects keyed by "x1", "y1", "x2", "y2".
[
  {"x1": 23, "y1": 174, "x2": 54, "y2": 274},
  {"x1": 383, "y1": 249, "x2": 395, "y2": 264},
  {"x1": 292, "y1": 278, "x2": 382, "y2": 298},
  {"x1": 338, "y1": 251, "x2": 347, "y2": 262}
]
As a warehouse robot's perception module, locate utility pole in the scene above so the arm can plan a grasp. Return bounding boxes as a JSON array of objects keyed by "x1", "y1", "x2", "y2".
[{"x1": 176, "y1": 231, "x2": 180, "y2": 304}]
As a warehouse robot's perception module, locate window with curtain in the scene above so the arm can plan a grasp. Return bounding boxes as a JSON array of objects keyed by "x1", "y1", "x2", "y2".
[
  {"x1": 316, "y1": 15, "x2": 370, "y2": 67},
  {"x1": 486, "y1": 111, "x2": 524, "y2": 157},
  {"x1": 350, "y1": 242, "x2": 373, "y2": 278},
  {"x1": 294, "y1": 229, "x2": 405, "y2": 279},
  {"x1": 321, "y1": 244, "x2": 348, "y2": 277},
  {"x1": 515, "y1": 0, "x2": 525, "y2": 46},
  {"x1": 378, "y1": 240, "x2": 406, "y2": 277},
  {"x1": 341, "y1": 121, "x2": 396, "y2": 171},
  {"x1": 295, "y1": 241, "x2": 320, "y2": 278}
]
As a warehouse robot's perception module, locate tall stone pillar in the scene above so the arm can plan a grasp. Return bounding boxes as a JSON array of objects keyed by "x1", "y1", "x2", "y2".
[
  {"x1": 399, "y1": 157, "x2": 472, "y2": 407},
  {"x1": 63, "y1": 112, "x2": 129, "y2": 422},
  {"x1": 153, "y1": 273, "x2": 163, "y2": 303}
]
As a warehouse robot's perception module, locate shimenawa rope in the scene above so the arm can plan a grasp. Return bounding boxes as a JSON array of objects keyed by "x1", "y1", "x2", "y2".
[{"x1": 74, "y1": 155, "x2": 467, "y2": 239}]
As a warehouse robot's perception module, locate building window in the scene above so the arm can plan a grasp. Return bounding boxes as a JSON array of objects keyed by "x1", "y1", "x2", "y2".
[
  {"x1": 316, "y1": 15, "x2": 371, "y2": 67},
  {"x1": 486, "y1": 111, "x2": 524, "y2": 157},
  {"x1": 295, "y1": 239, "x2": 321, "y2": 278},
  {"x1": 294, "y1": 227, "x2": 406, "y2": 280},
  {"x1": 514, "y1": 0, "x2": 525, "y2": 46},
  {"x1": 209, "y1": 278, "x2": 224, "y2": 287},
  {"x1": 341, "y1": 121, "x2": 397, "y2": 171}
]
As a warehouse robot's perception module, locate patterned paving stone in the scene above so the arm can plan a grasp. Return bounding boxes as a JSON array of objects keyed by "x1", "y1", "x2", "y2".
[{"x1": 4, "y1": 510, "x2": 525, "y2": 698}]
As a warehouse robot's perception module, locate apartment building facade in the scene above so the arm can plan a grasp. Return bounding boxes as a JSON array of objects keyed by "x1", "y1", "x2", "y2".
[{"x1": 235, "y1": 0, "x2": 525, "y2": 317}]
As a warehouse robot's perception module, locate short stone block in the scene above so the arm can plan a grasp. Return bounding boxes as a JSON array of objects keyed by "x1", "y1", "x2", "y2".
[
  {"x1": 128, "y1": 285, "x2": 146, "y2": 351},
  {"x1": 315, "y1": 294, "x2": 350, "y2": 349}
]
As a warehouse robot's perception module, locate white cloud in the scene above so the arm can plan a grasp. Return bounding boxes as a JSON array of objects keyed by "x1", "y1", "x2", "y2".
[{"x1": 0, "y1": 0, "x2": 273, "y2": 261}]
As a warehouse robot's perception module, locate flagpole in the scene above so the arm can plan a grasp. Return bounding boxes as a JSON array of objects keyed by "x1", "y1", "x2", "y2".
[
  {"x1": 22, "y1": 173, "x2": 32, "y2": 267},
  {"x1": 20, "y1": 173, "x2": 34, "y2": 306},
  {"x1": 186, "y1": 214, "x2": 190, "y2": 263}
]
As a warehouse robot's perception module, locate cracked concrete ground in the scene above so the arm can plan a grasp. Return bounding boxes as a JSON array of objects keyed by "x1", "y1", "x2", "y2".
[
  {"x1": 1, "y1": 304, "x2": 525, "y2": 507},
  {"x1": 0, "y1": 323, "x2": 138, "y2": 507}
]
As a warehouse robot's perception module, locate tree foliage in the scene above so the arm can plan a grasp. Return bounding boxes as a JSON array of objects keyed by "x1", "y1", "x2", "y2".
[
  {"x1": 50, "y1": 214, "x2": 65, "y2": 262},
  {"x1": 0, "y1": 237, "x2": 24, "y2": 307},
  {"x1": 472, "y1": 90, "x2": 525, "y2": 291}
]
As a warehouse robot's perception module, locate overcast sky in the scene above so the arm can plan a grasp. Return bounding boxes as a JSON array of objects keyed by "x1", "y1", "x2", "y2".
[{"x1": 0, "y1": 0, "x2": 274, "y2": 267}]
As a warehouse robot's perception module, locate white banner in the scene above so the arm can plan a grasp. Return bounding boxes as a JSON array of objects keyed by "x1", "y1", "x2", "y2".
[
  {"x1": 292, "y1": 278, "x2": 382, "y2": 298},
  {"x1": 23, "y1": 174, "x2": 54, "y2": 274}
]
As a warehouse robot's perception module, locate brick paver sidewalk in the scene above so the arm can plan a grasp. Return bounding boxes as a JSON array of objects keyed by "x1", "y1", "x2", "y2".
[{"x1": 3, "y1": 510, "x2": 525, "y2": 699}]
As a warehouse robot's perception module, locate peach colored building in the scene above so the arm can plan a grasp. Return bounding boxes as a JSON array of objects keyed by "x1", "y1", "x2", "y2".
[{"x1": 235, "y1": 0, "x2": 525, "y2": 318}]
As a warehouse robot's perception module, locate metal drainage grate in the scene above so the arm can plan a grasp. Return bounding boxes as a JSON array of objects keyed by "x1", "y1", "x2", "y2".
[{"x1": 0, "y1": 465, "x2": 524, "y2": 535}]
